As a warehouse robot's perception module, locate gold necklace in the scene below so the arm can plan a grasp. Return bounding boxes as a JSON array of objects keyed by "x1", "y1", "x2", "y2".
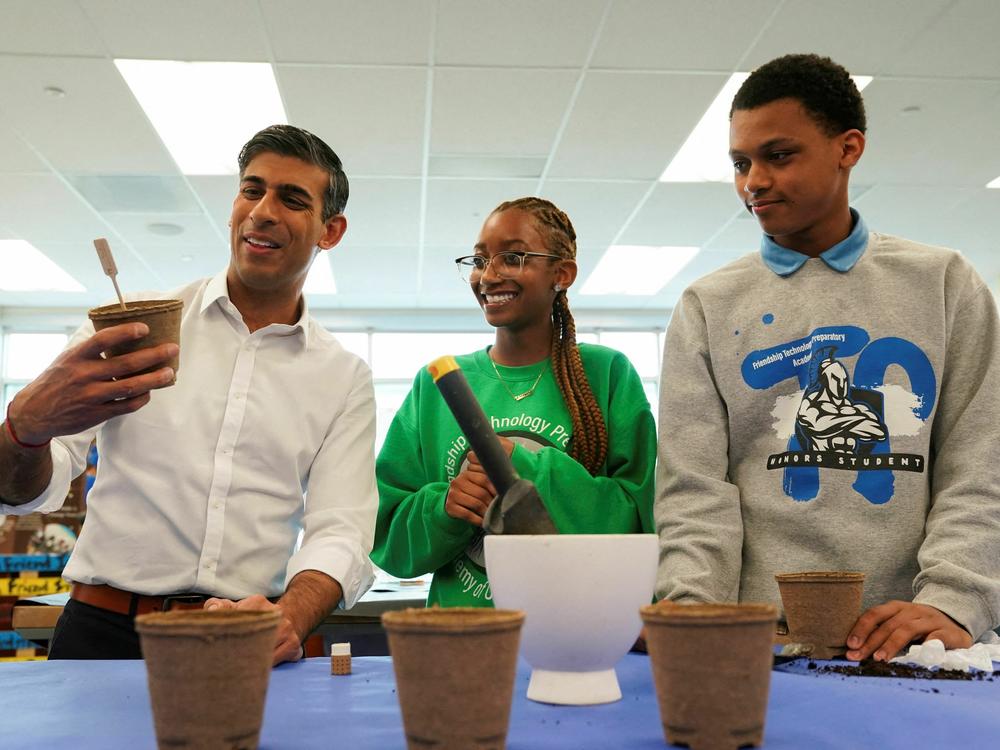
[{"x1": 490, "y1": 354, "x2": 547, "y2": 401}]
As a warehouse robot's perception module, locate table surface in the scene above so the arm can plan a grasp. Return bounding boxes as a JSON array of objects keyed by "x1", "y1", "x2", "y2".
[{"x1": 3, "y1": 654, "x2": 998, "y2": 749}]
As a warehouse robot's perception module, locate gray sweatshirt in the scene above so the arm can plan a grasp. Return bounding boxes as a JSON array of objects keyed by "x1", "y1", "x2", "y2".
[{"x1": 655, "y1": 230, "x2": 1000, "y2": 640}]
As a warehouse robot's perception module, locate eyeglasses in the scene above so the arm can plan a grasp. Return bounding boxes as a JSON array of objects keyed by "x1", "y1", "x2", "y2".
[{"x1": 454, "y1": 251, "x2": 562, "y2": 284}]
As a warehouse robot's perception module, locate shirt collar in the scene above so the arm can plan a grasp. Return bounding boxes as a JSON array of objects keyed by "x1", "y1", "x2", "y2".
[
  {"x1": 200, "y1": 269, "x2": 311, "y2": 346},
  {"x1": 200, "y1": 270, "x2": 231, "y2": 313},
  {"x1": 760, "y1": 209, "x2": 869, "y2": 277}
]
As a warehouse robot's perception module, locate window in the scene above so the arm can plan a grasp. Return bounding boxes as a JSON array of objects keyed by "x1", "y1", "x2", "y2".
[
  {"x1": 370, "y1": 333, "x2": 495, "y2": 380},
  {"x1": 597, "y1": 330, "x2": 663, "y2": 419},
  {"x1": 1, "y1": 332, "x2": 70, "y2": 413}
]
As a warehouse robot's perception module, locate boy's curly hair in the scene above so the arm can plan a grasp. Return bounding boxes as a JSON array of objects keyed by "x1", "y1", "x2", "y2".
[{"x1": 730, "y1": 53, "x2": 867, "y2": 135}]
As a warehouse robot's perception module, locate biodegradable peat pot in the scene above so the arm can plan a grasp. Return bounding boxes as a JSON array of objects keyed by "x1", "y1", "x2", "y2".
[
  {"x1": 774, "y1": 571, "x2": 865, "y2": 659},
  {"x1": 382, "y1": 607, "x2": 525, "y2": 750},
  {"x1": 88, "y1": 299, "x2": 183, "y2": 380},
  {"x1": 135, "y1": 609, "x2": 280, "y2": 750},
  {"x1": 641, "y1": 602, "x2": 778, "y2": 750},
  {"x1": 484, "y1": 534, "x2": 658, "y2": 705}
]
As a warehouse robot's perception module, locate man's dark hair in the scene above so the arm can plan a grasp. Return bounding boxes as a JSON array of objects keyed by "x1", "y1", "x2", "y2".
[
  {"x1": 730, "y1": 53, "x2": 867, "y2": 135},
  {"x1": 237, "y1": 124, "x2": 349, "y2": 220}
]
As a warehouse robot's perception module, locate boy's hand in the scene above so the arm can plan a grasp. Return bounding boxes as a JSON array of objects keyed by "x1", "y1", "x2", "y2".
[{"x1": 845, "y1": 601, "x2": 972, "y2": 661}]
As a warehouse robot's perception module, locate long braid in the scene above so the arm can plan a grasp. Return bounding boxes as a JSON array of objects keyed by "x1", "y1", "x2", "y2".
[{"x1": 493, "y1": 197, "x2": 609, "y2": 474}]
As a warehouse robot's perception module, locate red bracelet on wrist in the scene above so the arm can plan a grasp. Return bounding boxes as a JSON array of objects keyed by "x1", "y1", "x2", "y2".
[{"x1": 4, "y1": 406, "x2": 50, "y2": 449}]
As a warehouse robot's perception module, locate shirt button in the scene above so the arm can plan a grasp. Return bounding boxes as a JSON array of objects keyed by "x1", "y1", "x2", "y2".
[{"x1": 234, "y1": 393, "x2": 244, "y2": 401}]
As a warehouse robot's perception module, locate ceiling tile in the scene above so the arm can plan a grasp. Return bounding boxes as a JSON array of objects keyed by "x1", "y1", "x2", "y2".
[
  {"x1": 880, "y1": 0, "x2": 1000, "y2": 78},
  {"x1": 540, "y1": 180, "x2": 649, "y2": 247},
  {"x1": 80, "y1": 0, "x2": 268, "y2": 61},
  {"x1": 339, "y1": 178, "x2": 421, "y2": 248},
  {"x1": 101, "y1": 213, "x2": 223, "y2": 249},
  {"x1": 137, "y1": 244, "x2": 228, "y2": 289},
  {"x1": 187, "y1": 176, "x2": 239, "y2": 229},
  {"x1": 431, "y1": 68, "x2": 576, "y2": 156},
  {"x1": 855, "y1": 185, "x2": 982, "y2": 247},
  {"x1": 435, "y1": 0, "x2": 606, "y2": 67},
  {"x1": 278, "y1": 65, "x2": 427, "y2": 176},
  {"x1": 70, "y1": 176, "x2": 204, "y2": 213},
  {"x1": 2, "y1": 2, "x2": 1000, "y2": 318},
  {"x1": 548, "y1": 71, "x2": 729, "y2": 179},
  {"x1": 742, "y1": 0, "x2": 953, "y2": 73},
  {"x1": 855, "y1": 77, "x2": 1000, "y2": 188},
  {"x1": 567, "y1": 243, "x2": 607, "y2": 285},
  {"x1": 592, "y1": 0, "x2": 776, "y2": 71},
  {"x1": 0, "y1": 1, "x2": 105, "y2": 56},
  {"x1": 0, "y1": 56, "x2": 177, "y2": 173},
  {"x1": 0, "y1": 124, "x2": 47, "y2": 174},
  {"x1": 23, "y1": 240, "x2": 164, "y2": 303},
  {"x1": 945, "y1": 190, "x2": 1000, "y2": 263},
  {"x1": 619, "y1": 183, "x2": 742, "y2": 246},
  {"x1": 424, "y1": 178, "x2": 537, "y2": 247},
  {"x1": 261, "y1": 0, "x2": 434, "y2": 64},
  {"x1": 333, "y1": 245, "x2": 419, "y2": 296},
  {"x1": 0, "y1": 174, "x2": 108, "y2": 244}
]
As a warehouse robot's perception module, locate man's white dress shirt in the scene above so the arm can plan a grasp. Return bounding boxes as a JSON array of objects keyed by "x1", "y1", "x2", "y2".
[{"x1": 2, "y1": 271, "x2": 377, "y2": 606}]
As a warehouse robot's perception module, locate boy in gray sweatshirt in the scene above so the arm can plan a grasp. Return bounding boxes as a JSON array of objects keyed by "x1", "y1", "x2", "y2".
[{"x1": 656, "y1": 53, "x2": 1000, "y2": 661}]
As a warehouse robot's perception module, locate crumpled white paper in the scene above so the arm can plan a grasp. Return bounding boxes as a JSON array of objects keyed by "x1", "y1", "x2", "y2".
[{"x1": 890, "y1": 636, "x2": 1000, "y2": 673}]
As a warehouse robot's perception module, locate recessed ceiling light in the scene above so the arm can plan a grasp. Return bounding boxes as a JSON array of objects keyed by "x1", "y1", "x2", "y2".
[
  {"x1": 180, "y1": 254, "x2": 194, "y2": 262},
  {"x1": 987, "y1": 176, "x2": 1000, "y2": 189},
  {"x1": 303, "y1": 253, "x2": 337, "y2": 295},
  {"x1": 0, "y1": 240, "x2": 86, "y2": 292},
  {"x1": 580, "y1": 246, "x2": 699, "y2": 296},
  {"x1": 660, "y1": 73, "x2": 873, "y2": 184},
  {"x1": 148, "y1": 222, "x2": 184, "y2": 236},
  {"x1": 115, "y1": 59, "x2": 286, "y2": 175}
]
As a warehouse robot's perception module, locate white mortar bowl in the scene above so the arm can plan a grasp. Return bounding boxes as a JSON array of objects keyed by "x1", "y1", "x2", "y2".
[{"x1": 484, "y1": 533, "x2": 658, "y2": 705}]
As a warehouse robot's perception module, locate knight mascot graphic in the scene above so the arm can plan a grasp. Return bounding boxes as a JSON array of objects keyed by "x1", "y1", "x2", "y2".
[{"x1": 795, "y1": 346, "x2": 887, "y2": 454}]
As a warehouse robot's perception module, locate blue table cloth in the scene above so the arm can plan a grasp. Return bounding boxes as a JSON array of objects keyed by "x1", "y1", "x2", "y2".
[{"x1": 3, "y1": 654, "x2": 998, "y2": 748}]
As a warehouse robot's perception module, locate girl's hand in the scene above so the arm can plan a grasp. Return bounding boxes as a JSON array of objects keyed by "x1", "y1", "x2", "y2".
[{"x1": 445, "y1": 459, "x2": 496, "y2": 526}]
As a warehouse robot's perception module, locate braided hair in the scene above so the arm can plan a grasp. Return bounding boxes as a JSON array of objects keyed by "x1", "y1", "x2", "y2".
[{"x1": 492, "y1": 197, "x2": 609, "y2": 474}]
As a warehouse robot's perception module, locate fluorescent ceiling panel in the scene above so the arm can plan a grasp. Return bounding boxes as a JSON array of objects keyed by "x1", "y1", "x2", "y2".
[
  {"x1": 988, "y1": 176, "x2": 1000, "y2": 189},
  {"x1": 115, "y1": 60, "x2": 286, "y2": 175},
  {"x1": 0, "y1": 240, "x2": 86, "y2": 291},
  {"x1": 660, "y1": 74, "x2": 873, "y2": 184},
  {"x1": 304, "y1": 253, "x2": 337, "y2": 295},
  {"x1": 580, "y1": 245, "x2": 699, "y2": 296}
]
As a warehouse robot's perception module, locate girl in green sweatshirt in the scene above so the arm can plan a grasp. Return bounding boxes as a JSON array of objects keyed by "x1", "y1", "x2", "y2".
[{"x1": 372, "y1": 197, "x2": 656, "y2": 607}]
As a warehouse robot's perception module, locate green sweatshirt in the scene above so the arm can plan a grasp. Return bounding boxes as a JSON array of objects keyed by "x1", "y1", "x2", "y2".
[{"x1": 373, "y1": 343, "x2": 656, "y2": 607}]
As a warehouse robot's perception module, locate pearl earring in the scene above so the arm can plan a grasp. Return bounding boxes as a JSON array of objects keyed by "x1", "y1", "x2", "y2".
[{"x1": 553, "y1": 283, "x2": 563, "y2": 292}]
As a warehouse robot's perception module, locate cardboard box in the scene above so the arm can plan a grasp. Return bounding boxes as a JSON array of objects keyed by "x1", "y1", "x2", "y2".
[
  {"x1": 0, "y1": 518, "x2": 16, "y2": 554},
  {"x1": 0, "y1": 595, "x2": 16, "y2": 631},
  {"x1": 0, "y1": 576, "x2": 71, "y2": 597},
  {"x1": 11, "y1": 602, "x2": 63, "y2": 630},
  {"x1": 0, "y1": 515, "x2": 43, "y2": 555}
]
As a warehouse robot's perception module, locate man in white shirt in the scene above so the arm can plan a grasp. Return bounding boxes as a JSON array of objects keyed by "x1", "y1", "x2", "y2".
[{"x1": 0, "y1": 125, "x2": 377, "y2": 664}]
